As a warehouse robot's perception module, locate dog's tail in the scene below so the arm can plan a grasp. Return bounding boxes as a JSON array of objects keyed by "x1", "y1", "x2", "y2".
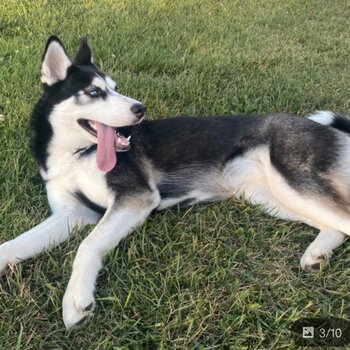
[{"x1": 308, "y1": 111, "x2": 350, "y2": 135}]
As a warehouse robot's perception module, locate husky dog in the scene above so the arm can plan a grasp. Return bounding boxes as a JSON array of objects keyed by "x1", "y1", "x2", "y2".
[{"x1": 1, "y1": 36, "x2": 350, "y2": 328}]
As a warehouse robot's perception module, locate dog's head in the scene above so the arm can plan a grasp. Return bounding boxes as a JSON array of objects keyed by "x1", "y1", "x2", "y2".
[{"x1": 32, "y1": 36, "x2": 145, "y2": 172}]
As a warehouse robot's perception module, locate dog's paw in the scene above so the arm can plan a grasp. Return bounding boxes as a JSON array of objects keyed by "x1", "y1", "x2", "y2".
[
  {"x1": 62, "y1": 285, "x2": 96, "y2": 329},
  {"x1": 300, "y1": 245, "x2": 330, "y2": 272},
  {"x1": 0, "y1": 243, "x2": 12, "y2": 276}
]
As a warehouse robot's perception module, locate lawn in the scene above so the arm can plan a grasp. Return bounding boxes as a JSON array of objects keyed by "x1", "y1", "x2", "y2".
[{"x1": 1, "y1": 0, "x2": 350, "y2": 349}]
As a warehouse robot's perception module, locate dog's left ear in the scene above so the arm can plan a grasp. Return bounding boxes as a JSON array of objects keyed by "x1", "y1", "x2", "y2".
[{"x1": 74, "y1": 37, "x2": 93, "y2": 66}]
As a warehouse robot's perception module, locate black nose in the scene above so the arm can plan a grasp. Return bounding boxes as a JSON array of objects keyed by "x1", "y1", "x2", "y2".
[{"x1": 131, "y1": 103, "x2": 146, "y2": 119}]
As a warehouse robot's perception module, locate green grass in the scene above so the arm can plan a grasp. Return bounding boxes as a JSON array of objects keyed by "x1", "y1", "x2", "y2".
[{"x1": 1, "y1": 0, "x2": 350, "y2": 348}]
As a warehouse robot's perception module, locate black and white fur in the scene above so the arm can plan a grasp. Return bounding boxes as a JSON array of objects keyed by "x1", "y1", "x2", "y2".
[{"x1": 1, "y1": 37, "x2": 350, "y2": 328}]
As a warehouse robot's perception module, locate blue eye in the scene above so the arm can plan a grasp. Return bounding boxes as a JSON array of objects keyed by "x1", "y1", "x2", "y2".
[{"x1": 85, "y1": 88, "x2": 103, "y2": 98}]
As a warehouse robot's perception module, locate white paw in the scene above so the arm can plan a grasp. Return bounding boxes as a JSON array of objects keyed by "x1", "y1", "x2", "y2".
[
  {"x1": 300, "y1": 245, "x2": 330, "y2": 272},
  {"x1": 62, "y1": 283, "x2": 95, "y2": 329},
  {"x1": 0, "y1": 243, "x2": 12, "y2": 276}
]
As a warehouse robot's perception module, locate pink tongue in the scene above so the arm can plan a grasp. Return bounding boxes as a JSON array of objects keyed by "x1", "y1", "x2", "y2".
[{"x1": 95, "y1": 122, "x2": 117, "y2": 172}]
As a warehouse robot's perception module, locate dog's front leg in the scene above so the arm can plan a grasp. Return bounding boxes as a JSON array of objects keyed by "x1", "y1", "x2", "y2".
[
  {"x1": 62, "y1": 192, "x2": 159, "y2": 329},
  {"x1": 0, "y1": 207, "x2": 100, "y2": 275}
]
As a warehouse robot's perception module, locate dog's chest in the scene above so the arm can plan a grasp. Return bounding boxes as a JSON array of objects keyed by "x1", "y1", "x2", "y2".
[
  {"x1": 75, "y1": 161, "x2": 111, "y2": 208},
  {"x1": 44, "y1": 151, "x2": 112, "y2": 210}
]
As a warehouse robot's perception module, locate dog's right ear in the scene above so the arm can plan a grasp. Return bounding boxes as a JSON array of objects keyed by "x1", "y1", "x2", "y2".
[{"x1": 41, "y1": 36, "x2": 72, "y2": 86}]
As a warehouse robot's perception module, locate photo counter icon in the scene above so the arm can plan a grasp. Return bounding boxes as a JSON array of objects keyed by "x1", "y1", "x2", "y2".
[
  {"x1": 303, "y1": 327, "x2": 315, "y2": 339},
  {"x1": 292, "y1": 318, "x2": 350, "y2": 346}
]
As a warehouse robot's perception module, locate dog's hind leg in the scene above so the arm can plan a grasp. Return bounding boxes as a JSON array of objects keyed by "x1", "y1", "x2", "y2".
[
  {"x1": 0, "y1": 205, "x2": 100, "y2": 275},
  {"x1": 224, "y1": 146, "x2": 350, "y2": 271},
  {"x1": 263, "y1": 171, "x2": 350, "y2": 271},
  {"x1": 300, "y1": 230, "x2": 346, "y2": 271}
]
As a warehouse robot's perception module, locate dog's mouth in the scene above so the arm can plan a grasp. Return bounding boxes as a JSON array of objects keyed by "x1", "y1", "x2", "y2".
[
  {"x1": 78, "y1": 119, "x2": 131, "y2": 150},
  {"x1": 78, "y1": 119, "x2": 131, "y2": 172}
]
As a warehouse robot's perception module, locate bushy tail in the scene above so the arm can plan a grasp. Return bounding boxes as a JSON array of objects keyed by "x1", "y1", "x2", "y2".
[{"x1": 308, "y1": 111, "x2": 350, "y2": 135}]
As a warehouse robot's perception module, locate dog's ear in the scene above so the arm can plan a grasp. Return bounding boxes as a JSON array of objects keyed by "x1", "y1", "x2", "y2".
[
  {"x1": 74, "y1": 37, "x2": 93, "y2": 66},
  {"x1": 41, "y1": 36, "x2": 72, "y2": 86}
]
